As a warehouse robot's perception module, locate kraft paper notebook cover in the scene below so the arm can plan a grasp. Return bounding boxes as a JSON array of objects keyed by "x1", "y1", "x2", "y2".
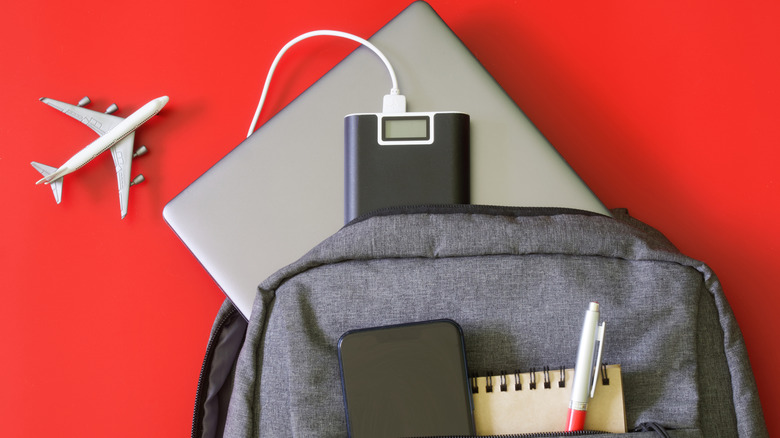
[{"x1": 471, "y1": 364, "x2": 627, "y2": 435}]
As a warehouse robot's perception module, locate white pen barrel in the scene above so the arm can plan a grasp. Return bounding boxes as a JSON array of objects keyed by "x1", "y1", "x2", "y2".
[{"x1": 570, "y1": 302, "x2": 600, "y2": 408}]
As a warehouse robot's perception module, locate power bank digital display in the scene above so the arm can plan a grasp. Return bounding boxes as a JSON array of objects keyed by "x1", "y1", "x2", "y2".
[
  {"x1": 344, "y1": 112, "x2": 469, "y2": 223},
  {"x1": 337, "y1": 319, "x2": 475, "y2": 438}
]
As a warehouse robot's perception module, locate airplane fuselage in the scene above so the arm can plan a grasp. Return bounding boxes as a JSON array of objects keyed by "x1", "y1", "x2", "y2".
[{"x1": 37, "y1": 96, "x2": 169, "y2": 184}]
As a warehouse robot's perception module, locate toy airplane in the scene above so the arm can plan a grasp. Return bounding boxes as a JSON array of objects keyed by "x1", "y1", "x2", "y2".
[{"x1": 31, "y1": 95, "x2": 169, "y2": 219}]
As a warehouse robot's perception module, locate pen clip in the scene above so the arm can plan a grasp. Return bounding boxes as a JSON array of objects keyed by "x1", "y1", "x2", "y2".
[{"x1": 589, "y1": 321, "x2": 606, "y2": 398}]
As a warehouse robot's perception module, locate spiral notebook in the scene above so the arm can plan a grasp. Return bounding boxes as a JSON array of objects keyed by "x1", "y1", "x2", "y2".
[{"x1": 471, "y1": 364, "x2": 626, "y2": 435}]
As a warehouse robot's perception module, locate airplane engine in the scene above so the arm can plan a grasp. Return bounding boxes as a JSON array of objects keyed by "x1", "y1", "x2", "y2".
[
  {"x1": 77, "y1": 96, "x2": 91, "y2": 107},
  {"x1": 133, "y1": 145, "x2": 148, "y2": 158},
  {"x1": 130, "y1": 175, "x2": 145, "y2": 186},
  {"x1": 105, "y1": 103, "x2": 118, "y2": 114}
]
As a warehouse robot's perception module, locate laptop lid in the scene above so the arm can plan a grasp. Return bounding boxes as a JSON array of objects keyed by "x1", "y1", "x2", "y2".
[{"x1": 164, "y1": 1, "x2": 609, "y2": 319}]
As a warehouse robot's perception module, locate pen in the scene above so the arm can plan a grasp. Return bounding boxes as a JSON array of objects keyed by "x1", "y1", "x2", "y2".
[{"x1": 566, "y1": 302, "x2": 606, "y2": 432}]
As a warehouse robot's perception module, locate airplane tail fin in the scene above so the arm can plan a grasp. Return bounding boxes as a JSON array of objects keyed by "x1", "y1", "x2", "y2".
[{"x1": 31, "y1": 162, "x2": 64, "y2": 204}]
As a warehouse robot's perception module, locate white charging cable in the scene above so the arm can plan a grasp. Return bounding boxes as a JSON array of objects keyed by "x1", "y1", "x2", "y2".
[{"x1": 247, "y1": 30, "x2": 406, "y2": 138}]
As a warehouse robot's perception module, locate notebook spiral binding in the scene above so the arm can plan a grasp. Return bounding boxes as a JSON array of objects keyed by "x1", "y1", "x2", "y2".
[{"x1": 470, "y1": 363, "x2": 612, "y2": 394}]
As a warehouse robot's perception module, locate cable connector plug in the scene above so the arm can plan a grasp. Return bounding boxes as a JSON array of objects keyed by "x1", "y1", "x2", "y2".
[
  {"x1": 247, "y1": 30, "x2": 402, "y2": 137},
  {"x1": 382, "y1": 91, "x2": 407, "y2": 114}
]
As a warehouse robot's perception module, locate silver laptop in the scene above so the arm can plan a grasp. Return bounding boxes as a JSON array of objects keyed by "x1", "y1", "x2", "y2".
[{"x1": 163, "y1": 1, "x2": 609, "y2": 319}]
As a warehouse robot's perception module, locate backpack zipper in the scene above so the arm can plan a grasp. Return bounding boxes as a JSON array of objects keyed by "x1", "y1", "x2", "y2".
[
  {"x1": 416, "y1": 422, "x2": 673, "y2": 437},
  {"x1": 412, "y1": 431, "x2": 604, "y2": 438},
  {"x1": 346, "y1": 204, "x2": 608, "y2": 226},
  {"x1": 192, "y1": 305, "x2": 240, "y2": 438},
  {"x1": 414, "y1": 422, "x2": 669, "y2": 438}
]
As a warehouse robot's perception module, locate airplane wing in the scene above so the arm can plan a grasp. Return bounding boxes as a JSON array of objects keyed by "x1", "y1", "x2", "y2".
[
  {"x1": 39, "y1": 97, "x2": 124, "y2": 136},
  {"x1": 110, "y1": 133, "x2": 135, "y2": 219}
]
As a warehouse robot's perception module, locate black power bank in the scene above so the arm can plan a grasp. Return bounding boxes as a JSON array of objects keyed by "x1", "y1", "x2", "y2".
[{"x1": 344, "y1": 112, "x2": 469, "y2": 223}]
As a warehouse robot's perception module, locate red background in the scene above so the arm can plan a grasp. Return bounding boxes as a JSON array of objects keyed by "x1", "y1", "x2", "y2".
[{"x1": 3, "y1": 0, "x2": 777, "y2": 436}]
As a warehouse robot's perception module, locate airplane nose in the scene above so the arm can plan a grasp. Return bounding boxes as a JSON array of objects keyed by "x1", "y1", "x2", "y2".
[{"x1": 157, "y1": 96, "x2": 169, "y2": 108}]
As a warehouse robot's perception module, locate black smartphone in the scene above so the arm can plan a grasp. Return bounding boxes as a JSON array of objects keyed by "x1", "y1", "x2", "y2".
[
  {"x1": 337, "y1": 319, "x2": 475, "y2": 437},
  {"x1": 344, "y1": 112, "x2": 470, "y2": 223}
]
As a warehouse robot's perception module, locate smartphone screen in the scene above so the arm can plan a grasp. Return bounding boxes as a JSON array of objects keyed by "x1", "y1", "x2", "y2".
[{"x1": 337, "y1": 319, "x2": 475, "y2": 437}]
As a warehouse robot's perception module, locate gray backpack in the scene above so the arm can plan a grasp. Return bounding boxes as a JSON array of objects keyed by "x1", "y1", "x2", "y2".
[{"x1": 192, "y1": 207, "x2": 767, "y2": 437}]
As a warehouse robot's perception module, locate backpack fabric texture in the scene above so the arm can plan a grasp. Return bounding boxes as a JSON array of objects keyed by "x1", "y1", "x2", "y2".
[{"x1": 192, "y1": 207, "x2": 767, "y2": 438}]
